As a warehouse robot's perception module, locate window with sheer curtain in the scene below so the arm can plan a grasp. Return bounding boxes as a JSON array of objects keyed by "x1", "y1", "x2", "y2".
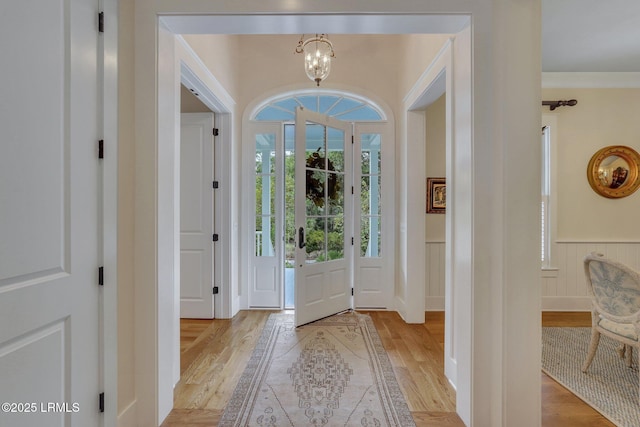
[{"x1": 541, "y1": 125, "x2": 551, "y2": 268}]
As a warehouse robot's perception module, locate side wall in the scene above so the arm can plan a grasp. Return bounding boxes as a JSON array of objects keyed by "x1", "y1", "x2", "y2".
[
  {"x1": 541, "y1": 87, "x2": 640, "y2": 310},
  {"x1": 424, "y1": 95, "x2": 446, "y2": 310}
]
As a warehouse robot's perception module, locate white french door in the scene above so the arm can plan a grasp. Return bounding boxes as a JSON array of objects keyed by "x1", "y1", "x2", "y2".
[
  {"x1": 180, "y1": 113, "x2": 215, "y2": 318},
  {"x1": 294, "y1": 107, "x2": 353, "y2": 327}
]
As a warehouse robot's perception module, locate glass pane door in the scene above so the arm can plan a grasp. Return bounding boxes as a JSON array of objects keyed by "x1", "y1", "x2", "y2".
[{"x1": 294, "y1": 107, "x2": 352, "y2": 326}]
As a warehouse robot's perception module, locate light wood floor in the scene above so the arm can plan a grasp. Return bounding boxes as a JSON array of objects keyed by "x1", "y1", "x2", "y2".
[{"x1": 161, "y1": 311, "x2": 613, "y2": 427}]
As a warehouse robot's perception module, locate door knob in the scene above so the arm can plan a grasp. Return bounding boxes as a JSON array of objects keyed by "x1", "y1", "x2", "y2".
[{"x1": 298, "y1": 227, "x2": 305, "y2": 249}]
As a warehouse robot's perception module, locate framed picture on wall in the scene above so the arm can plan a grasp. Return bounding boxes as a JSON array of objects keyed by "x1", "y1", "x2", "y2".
[{"x1": 426, "y1": 177, "x2": 446, "y2": 214}]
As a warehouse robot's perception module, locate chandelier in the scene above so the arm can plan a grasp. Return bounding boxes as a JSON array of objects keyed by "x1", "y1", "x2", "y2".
[{"x1": 295, "y1": 34, "x2": 335, "y2": 86}]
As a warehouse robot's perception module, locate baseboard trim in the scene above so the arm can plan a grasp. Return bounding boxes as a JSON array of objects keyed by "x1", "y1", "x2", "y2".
[
  {"x1": 541, "y1": 296, "x2": 591, "y2": 311},
  {"x1": 117, "y1": 399, "x2": 137, "y2": 427},
  {"x1": 426, "y1": 296, "x2": 445, "y2": 311}
]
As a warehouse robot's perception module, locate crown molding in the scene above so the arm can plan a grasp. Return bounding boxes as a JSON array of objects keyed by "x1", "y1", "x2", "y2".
[{"x1": 542, "y1": 72, "x2": 640, "y2": 88}]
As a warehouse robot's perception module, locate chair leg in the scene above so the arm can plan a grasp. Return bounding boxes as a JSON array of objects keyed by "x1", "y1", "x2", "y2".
[
  {"x1": 582, "y1": 329, "x2": 601, "y2": 372},
  {"x1": 616, "y1": 344, "x2": 626, "y2": 359},
  {"x1": 615, "y1": 344, "x2": 633, "y2": 367}
]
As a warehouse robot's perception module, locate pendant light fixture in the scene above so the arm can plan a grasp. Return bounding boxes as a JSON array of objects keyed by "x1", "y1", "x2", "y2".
[{"x1": 295, "y1": 34, "x2": 335, "y2": 86}]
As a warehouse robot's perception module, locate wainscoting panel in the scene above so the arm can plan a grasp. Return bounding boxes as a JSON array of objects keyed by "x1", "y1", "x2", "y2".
[
  {"x1": 544, "y1": 242, "x2": 640, "y2": 311},
  {"x1": 426, "y1": 241, "x2": 640, "y2": 311},
  {"x1": 425, "y1": 242, "x2": 446, "y2": 310}
]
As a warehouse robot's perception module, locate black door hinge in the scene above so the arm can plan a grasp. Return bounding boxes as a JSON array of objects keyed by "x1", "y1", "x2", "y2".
[
  {"x1": 351, "y1": 186, "x2": 354, "y2": 194},
  {"x1": 98, "y1": 267, "x2": 104, "y2": 286},
  {"x1": 213, "y1": 128, "x2": 219, "y2": 136},
  {"x1": 99, "y1": 392, "x2": 104, "y2": 413},
  {"x1": 98, "y1": 140, "x2": 104, "y2": 159},
  {"x1": 351, "y1": 135, "x2": 354, "y2": 144},
  {"x1": 213, "y1": 286, "x2": 219, "y2": 295},
  {"x1": 351, "y1": 288, "x2": 354, "y2": 296},
  {"x1": 98, "y1": 12, "x2": 104, "y2": 33},
  {"x1": 213, "y1": 234, "x2": 219, "y2": 242},
  {"x1": 351, "y1": 237, "x2": 354, "y2": 245},
  {"x1": 213, "y1": 181, "x2": 219, "y2": 189}
]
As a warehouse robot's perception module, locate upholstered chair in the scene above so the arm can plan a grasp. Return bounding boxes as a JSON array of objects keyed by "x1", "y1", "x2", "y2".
[{"x1": 582, "y1": 252, "x2": 640, "y2": 402}]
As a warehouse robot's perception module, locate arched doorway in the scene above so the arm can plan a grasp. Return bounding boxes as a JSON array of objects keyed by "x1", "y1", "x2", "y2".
[{"x1": 243, "y1": 89, "x2": 395, "y2": 311}]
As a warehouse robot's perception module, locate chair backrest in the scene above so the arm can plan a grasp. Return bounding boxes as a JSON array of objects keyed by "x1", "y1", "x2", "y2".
[{"x1": 584, "y1": 252, "x2": 640, "y2": 318}]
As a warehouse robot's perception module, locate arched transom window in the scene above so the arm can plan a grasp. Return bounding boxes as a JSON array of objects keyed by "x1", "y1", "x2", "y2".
[{"x1": 252, "y1": 92, "x2": 386, "y2": 122}]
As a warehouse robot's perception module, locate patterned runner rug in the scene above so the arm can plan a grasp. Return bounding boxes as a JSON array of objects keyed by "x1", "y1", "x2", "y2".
[
  {"x1": 219, "y1": 311, "x2": 416, "y2": 426},
  {"x1": 542, "y1": 327, "x2": 639, "y2": 427}
]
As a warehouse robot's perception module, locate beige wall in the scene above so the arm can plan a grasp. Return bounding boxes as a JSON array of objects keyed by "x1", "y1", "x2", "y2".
[
  {"x1": 420, "y1": 89, "x2": 640, "y2": 263},
  {"x1": 543, "y1": 88, "x2": 640, "y2": 240},
  {"x1": 182, "y1": 34, "x2": 450, "y2": 119},
  {"x1": 425, "y1": 94, "x2": 446, "y2": 242},
  {"x1": 398, "y1": 35, "x2": 452, "y2": 100},
  {"x1": 234, "y1": 34, "x2": 406, "y2": 115},
  {"x1": 180, "y1": 84, "x2": 212, "y2": 112},
  {"x1": 180, "y1": 35, "x2": 241, "y2": 100}
]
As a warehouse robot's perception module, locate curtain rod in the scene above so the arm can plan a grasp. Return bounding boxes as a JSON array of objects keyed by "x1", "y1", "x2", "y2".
[{"x1": 542, "y1": 99, "x2": 577, "y2": 111}]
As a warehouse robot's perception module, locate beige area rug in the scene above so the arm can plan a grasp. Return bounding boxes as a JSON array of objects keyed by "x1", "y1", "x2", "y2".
[
  {"x1": 219, "y1": 311, "x2": 416, "y2": 427},
  {"x1": 542, "y1": 327, "x2": 640, "y2": 427}
]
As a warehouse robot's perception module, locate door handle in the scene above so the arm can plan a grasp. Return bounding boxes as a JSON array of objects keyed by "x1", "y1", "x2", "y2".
[{"x1": 298, "y1": 227, "x2": 305, "y2": 249}]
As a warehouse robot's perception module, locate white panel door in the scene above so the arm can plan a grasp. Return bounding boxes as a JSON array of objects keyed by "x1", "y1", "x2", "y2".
[
  {"x1": 294, "y1": 107, "x2": 353, "y2": 327},
  {"x1": 0, "y1": 1, "x2": 100, "y2": 426},
  {"x1": 180, "y1": 113, "x2": 215, "y2": 318}
]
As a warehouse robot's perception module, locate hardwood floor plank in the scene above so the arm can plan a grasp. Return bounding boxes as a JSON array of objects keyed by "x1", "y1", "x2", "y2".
[
  {"x1": 160, "y1": 409, "x2": 220, "y2": 427},
  {"x1": 411, "y1": 411, "x2": 465, "y2": 426},
  {"x1": 542, "y1": 311, "x2": 591, "y2": 327},
  {"x1": 164, "y1": 310, "x2": 612, "y2": 426}
]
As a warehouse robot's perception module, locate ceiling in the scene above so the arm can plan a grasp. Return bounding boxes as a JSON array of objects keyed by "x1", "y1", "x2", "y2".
[
  {"x1": 542, "y1": 0, "x2": 640, "y2": 72},
  {"x1": 165, "y1": 1, "x2": 640, "y2": 74}
]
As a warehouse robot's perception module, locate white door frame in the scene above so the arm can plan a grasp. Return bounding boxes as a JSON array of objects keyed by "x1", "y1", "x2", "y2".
[
  {"x1": 140, "y1": 5, "x2": 542, "y2": 426},
  {"x1": 179, "y1": 112, "x2": 216, "y2": 319},
  {"x1": 177, "y1": 38, "x2": 236, "y2": 320},
  {"x1": 243, "y1": 87, "x2": 396, "y2": 313},
  {"x1": 149, "y1": 30, "x2": 237, "y2": 421},
  {"x1": 402, "y1": 38, "x2": 458, "y2": 387},
  {"x1": 101, "y1": 0, "x2": 118, "y2": 425}
]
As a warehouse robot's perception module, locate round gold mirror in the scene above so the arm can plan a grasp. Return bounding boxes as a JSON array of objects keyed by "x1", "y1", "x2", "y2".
[{"x1": 587, "y1": 145, "x2": 640, "y2": 198}]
